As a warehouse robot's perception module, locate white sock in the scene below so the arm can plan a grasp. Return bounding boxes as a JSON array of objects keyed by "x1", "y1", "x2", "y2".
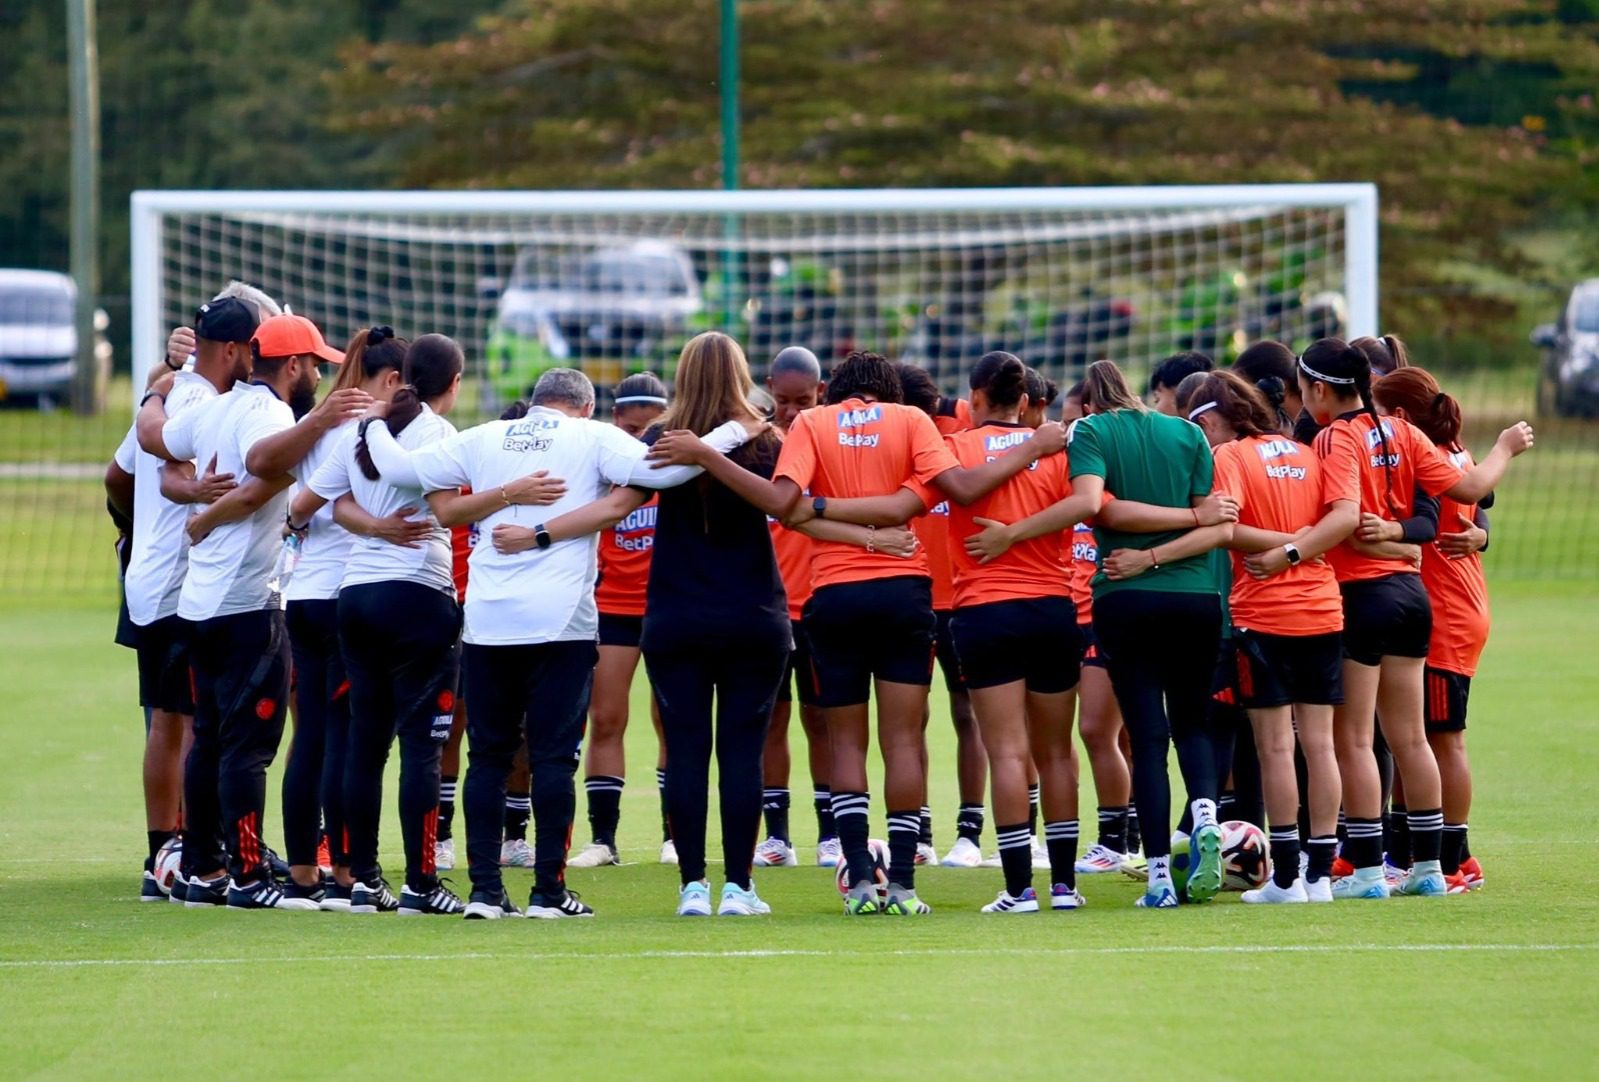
[
  {"x1": 1148, "y1": 855, "x2": 1172, "y2": 885},
  {"x1": 1191, "y1": 798, "x2": 1218, "y2": 831}
]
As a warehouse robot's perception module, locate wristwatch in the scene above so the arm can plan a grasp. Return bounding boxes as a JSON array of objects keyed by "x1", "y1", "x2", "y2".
[
  {"x1": 1283, "y1": 542, "x2": 1303, "y2": 566},
  {"x1": 812, "y1": 496, "x2": 828, "y2": 519},
  {"x1": 534, "y1": 524, "x2": 553, "y2": 550}
]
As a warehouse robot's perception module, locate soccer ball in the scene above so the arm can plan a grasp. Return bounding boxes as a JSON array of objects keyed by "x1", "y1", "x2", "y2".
[
  {"x1": 152, "y1": 836, "x2": 183, "y2": 896},
  {"x1": 1168, "y1": 831, "x2": 1192, "y2": 894},
  {"x1": 834, "y1": 837, "x2": 891, "y2": 902},
  {"x1": 1220, "y1": 820, "x2": 1270, "y2": 891}
]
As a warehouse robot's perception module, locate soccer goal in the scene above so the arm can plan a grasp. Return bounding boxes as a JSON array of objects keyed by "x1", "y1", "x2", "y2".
[{"x1": 131, "y1": 185, "x2": 1376, "y2": 417}]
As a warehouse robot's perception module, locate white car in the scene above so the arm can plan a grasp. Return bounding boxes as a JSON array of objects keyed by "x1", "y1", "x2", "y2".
[{"x1": 0, "y1": 269, "x2": 111, "y2": 405}]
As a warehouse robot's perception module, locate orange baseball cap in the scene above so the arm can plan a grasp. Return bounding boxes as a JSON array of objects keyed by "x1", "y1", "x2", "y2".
[{"x1": 251, "y1": 314, "x2": 345, "y2": 364}]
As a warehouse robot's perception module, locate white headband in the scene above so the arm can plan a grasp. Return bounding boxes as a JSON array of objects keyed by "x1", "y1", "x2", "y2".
[
  {"x1": 614, "y1": 395, "x2": 668, "y2": 406},
  {"x1": 1297, "y1": 356, "x2": 1357, "y2": 386},
  {"x1": 1187, "y1": 401, "x2": 1218, "y2": 421}
]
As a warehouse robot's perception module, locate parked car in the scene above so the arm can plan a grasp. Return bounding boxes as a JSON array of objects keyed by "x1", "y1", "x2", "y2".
[
  {"x1": 1532, "y1": 279, "x2": 1599, "y2": 418},
  {"x1": 0, "y1": 269, "x2": 111, "y2": 406}
]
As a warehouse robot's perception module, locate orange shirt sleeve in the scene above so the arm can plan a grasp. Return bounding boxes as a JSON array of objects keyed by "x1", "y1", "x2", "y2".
[
  {"x1": 1408, "y1": 422, "x2": 1466, "y2": 497},
  {"x1": 774, "y1": 409, "x2": 819, "y2": 491},
  {"x1": 1212, "y1": 443, "x2": 1248, "y2": 516},
  {"x1": 1318, "y1": 423, "x2": 1362, "y2": 506},
  {"x1": 906, "y1": 408, "x2": 961, "y2": 486}
]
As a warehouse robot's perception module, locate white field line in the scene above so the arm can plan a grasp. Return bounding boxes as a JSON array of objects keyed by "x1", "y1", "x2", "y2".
[{"x1": 2, "y1": 942, "x2": 1594, "y2": 971}]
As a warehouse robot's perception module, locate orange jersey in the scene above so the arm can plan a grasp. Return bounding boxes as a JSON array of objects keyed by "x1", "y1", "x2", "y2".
[
  {"x1": 594, "y1": 493, "x2": 657, "y2": 617},
  {"x1": 769, "y1": 517, "x2": 814, "y2": 621},
  {"x1": 933, "y1": 397, "x2": 973, "y2": 436},
  {"x1": 1421, "y1": 446, "x2": 1490, "y2": 675},
  {"x1": 1212, "y1": 435, "x2": 1343, "y2": 636},
  {"x1": 1067, "y1": 497, "x2": 1115, "y2": 623},
  {"x1": 918, "y1": 398, "x2": 972, "y2": 610},
  {"x1": 450, "y1": 486, "x2": 475, "y2": 604},
  {"x1": 775, "y1": 398, "x2": 959, "y2": 589},
  {"x1": 1314, "y1": 411, "x2": 1464, "y2": 583},
  {"x1": 946, "y1": 423, "x2": 1073, "y2": 608}
]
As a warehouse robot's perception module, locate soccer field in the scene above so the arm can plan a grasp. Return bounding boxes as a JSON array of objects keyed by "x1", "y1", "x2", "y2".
[{"x1": 1, "y1": 584, "x2": 1596, "y2": 1079}]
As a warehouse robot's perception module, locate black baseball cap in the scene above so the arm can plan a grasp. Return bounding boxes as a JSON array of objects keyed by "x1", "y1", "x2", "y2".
[{"x1": 194, "y1": 296, "x2": 260, "y2": 344}]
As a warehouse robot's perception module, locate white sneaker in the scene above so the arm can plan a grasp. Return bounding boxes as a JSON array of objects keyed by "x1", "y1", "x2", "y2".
[
  {"x1": 433, "y1": 837, "x2": 455, "y2": 872},
  {"x1": 1303, "y1": 877, "x2": 1334, "y2": 903},
  {"x1": 677, "y1": 879, "x2": 712, "y2": 917},
  {"x1": 815, "y1": 837, "x2": 842, "y2": 867},
  {"x1": 1050, "y1": 884, "x2": 1087, "y2": 910},
  {"x1": 1031, "y1": 835, "x2": 1051, "y2": 869},
  {"x1": 1242, "y1": 878, "x2": 1309, "y2": 904},
  {"x1": 1074, "y1": 843, "x2": 1128, "y2": 874},
  {"x1": 980, "y1": 853, "x2": 1003, "y2": 868},
  {"x1": 718, "y1": 881, "x2": 772, "y2": 916},
  {"x1": 940, "y1": 837, "x2": 984, "y2": 868},
  {"x1": 568, "y1": 842, "x2": 620, "y2": 868},
  {"x1": 753, "y1": 837, "x2": 798, "y2": 867},
  {"x1": 499, "y1": 838, "x2": 535, "y2": 867},
  {"x1": 981, "y1": 887, "x2": 1040, "y2": 914},
  {"x1": 659, "y1": 839, "x2": 679, "y2": 865},
  {"x1": 915, "y1": 842, "x2": 939, "y2": 866}
]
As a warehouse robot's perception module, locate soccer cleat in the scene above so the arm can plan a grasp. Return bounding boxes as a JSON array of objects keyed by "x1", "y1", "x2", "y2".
[
  {"x1": 462, "y1": 889, "x2": 523, "y2": 920},
  {"x1": 282, "y1": 878, "x2": 329, "y2": 909},
  {"x1": 1331, "y1": 871, "x2": 1390, "y2": 900},
  {"x1": 568, "y1": 842, "x2": 620, "y2": 868},
  {"x1": 815, "y1": 837, "x2": 842, "y2": 868},
  {"x1": 658, "y1": 839, "x2": 679, "y2": 865},
  {"x1": 842, "y1": 882, "x2": 880, "y2": 916},
  {"x1": 915, "y1": 843, "x2": 939, "y2": 867},
  {"x1": 753, "y1": 837, "x2": 798, "y2": 868},
  {"x1": 1186, "y1": 823, "x2": 1224, "y2": 903},
  {"x1": 717, "y1": 882, "x2": 772, "y2": 916},
  {"x1": 500, "y1": 838, "x2": 535, "y2": 868},
  {"x1": 1030, "y1": 836, "x2": 1051, "y2": 870},
  {"x1": 940, "y1": 837, "x2": 984, "y2": 868},
  {"x1": 1119, "y1": 852, "x2": 1149, "y2": 880},
  {"x1": 1331, "y1": 855, "x2": 1355, "y2": 879},
  {"x1": 1396, "y1": 862, "x2": 1448, "y2": 897},
  {"x1": 1074, "y1": 844, "x2": 1128, "y2": 875},
  {"x1": 316, "y1": 836, "x2": 332, "y2": 875},
  {"x1": 1303, "y1": 877, "x2": 1334, "y2": 903},
  {"x1": 1135, "y1": 882, "x2": 1180, "y2": 909},
  {"x1": 350, "y1": 878, "x2": 399, "y2": 914},
  {"x1": 1051, "y1": 884, "x2": 1087, "y2": 910},
  {"x1": 183, "y1": 874, "x2": 228, "y2": 908},
  {"x1": 167, "y1": 871, "x2": 190, "y2": 905},
  {"x1": 527, "y1": 889, "x2": 593, "y2": 919},
  {"x1": 882, "y1": 885, "x2": 932, "y2": 916},
  {"x1": 140, "y1": 871, "x2": 166, "y2": 902},
  {"x1": 398, "y1": 882, "x2": 466, "y2": 916},
  {"x1": 433, "y1": 838, "x2": 455, "y2": 872},
  {"x1": 981, "y1": 888, "x2": 1039, "y2": 914},
  {"x1": 1242, "y1": 878, "x2": 1309, "y2": 904},
  {"x1": 319, "y1": 882, "x2": 352, "y2": 912},
  {"x1": 1383, "y1": 859, "x2": 1409, "y2": 888},
  {"x1": 677, "y1": 880, "x2": 713, "y2": 917},
  {"x1": 226, "y1": 878, "x2": 319, "y2": 911},
  {"x1": 1457, "y1": 856, "x2": 1485, "y2": 891}
]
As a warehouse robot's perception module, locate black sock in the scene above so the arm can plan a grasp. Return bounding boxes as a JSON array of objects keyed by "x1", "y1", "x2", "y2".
[
  {"x1": 996, "y1": 821, "x2": 1033, "y2": 898},
  {"x1": 1044, "y1": 819, "x2": 1079, "y2": 890},
  {"x1": 918, "y1": 805, "x2": 934, "y2": 847},
  {"x1": 438, "y1": 775, "x2": 457, "y2": 842},
  {"x1": 1026, "y1": 784, "x2": 1040, "y2": 838},
  {"x1": 886, "y1": 809, "x2": 920, "y2": 890},
  {"x1": 1305, "y1": 835, "x2": 1337, "y2": 883},
  {"x1": 585, "y1": 775, "x2": 624, "y2": 849},
  {"x1": 1441, "y1": 822, "x2": 1467, "y2": 876},
  {"x1": 1408, "y1": 807, "x2": 1443, "y2": 865},
  {"x1": 146, "y1": 829, "x2": 175, "y2": 872},
  {"x1": 762, "y1": 788, "x2": 791, "y2": 843},
  {"x1": 832, "y1": 791, "x2": 871, "y2": 887},
  {"x1": 1126, "y1": 800, "x2": 1142, "y2": 853},
  {"x1": 503, "y1": 794, "x2": 531, "y2": 842},
  {"x1": 1345, "y1": 816, "x2": 1382, "y2": 870},
  {"x1": 1269, "y1": 824, "x2": 1301, "y2": 889},
  {"x1": 814, "y1": 786, "x2": 835, "y2": 841},
  {"x1": 956, "y1": 802, "x2": 985, "y2": 843},
  {"x1": 657, "y1": 768, "x2": 671, "y2": 843},
  {"x1": 1459, "y1": 824, "x2": 1472, "y2": 861},
  {"x1": 1097, "y1": 805, "x2": 1129, "y2": 853},
  {"x1": 1387, "y1": 804, "x2": 1411, "y2": 868},
  {"x1": 1337, "y1": 808, "x2": 1348, "y2": 850},
  {"x1": 1217, "y1": 790, "x2": 1238, "y2": 823}
]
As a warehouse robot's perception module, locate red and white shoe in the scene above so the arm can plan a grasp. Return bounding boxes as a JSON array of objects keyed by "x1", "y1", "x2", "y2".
[
  {"x1": 1453, "y1": 856, "x2": 1485, "y2": 892},
  {"x1": 1331, "y1": 855, "x2": 1355, "y2": 879}
]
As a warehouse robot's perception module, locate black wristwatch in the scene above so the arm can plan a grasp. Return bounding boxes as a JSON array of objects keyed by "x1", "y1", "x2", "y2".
[
  {"x1": 1283, "y1": 542, "x2": 1303, "y2": 566},
  {"x1": 534, "y1": 524, "x2": 553, "y2": 550},
  {"x1": 812, "y1": 496, "x2": 828, "y2": 519}
]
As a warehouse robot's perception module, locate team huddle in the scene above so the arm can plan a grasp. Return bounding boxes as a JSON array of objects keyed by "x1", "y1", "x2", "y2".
[{"x1": 106, "y1": 278, "x2": 1534, "y2": 919}]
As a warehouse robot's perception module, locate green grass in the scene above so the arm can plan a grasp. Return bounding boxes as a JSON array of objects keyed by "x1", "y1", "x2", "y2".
[{"x1": 1, "y1": 582, "x2": 1597, "y2": 1079}]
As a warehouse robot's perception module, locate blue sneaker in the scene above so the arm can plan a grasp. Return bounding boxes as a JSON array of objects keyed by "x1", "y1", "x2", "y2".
[
  {"x1": 140, "y1": 871, "x2": 166, "y2": 902},
  {"x1": 677, "y1": 880, "x2": 713, "y2": 917},
  {"x1": 167, "y1": 871, "x2": 190, "y2": 905},
  {"x1": 462, "y1": 889, "x2": 523, "y2": 920},
  {"x1": 319, "y1": 881, "x2": 352, "y2": 913},
  {"x1": 183, "y1": 874, "x2": 228, "y2": 908},
  {"x1": 1050, "y1": 884, "x2": 1086, "y2": 910},
  {"x1": 1186, "y1": 823, "x2": 1224, "y2": 903},
  {"x1": 717, "y1": 882, "x2": 771, "y2": 916},
  {"x1": 1135, "y1": 881, "x2": 1180, "y2": 908},
  {"x1": 1396, "y1": 862, "x2": 1448, "y2": 897},
  {"x1": 226, "y1": 878, "x2": 319, "y2": 911},
  {"x1": 350, "y1": 878, "x2": 399, "y2": 914},
  {"x1": 1332, "y1": 870, "x2": 1390, "y2": 900}
]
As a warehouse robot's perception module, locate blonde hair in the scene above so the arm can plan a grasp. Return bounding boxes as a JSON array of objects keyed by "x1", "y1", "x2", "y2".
[
  {"x1": 1082, "y1": 359, "x2": 1145, "y2": 413},
  {"x1": 660, "y1": 332, "x2": 764, "y2": 436}
]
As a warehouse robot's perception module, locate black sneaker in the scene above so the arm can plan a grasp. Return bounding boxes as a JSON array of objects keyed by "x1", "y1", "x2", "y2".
[
  {"x1": 226, "y1": 878, "x2": 319, "y2": 911},
  {"x1": 167, "y1": 871, "x2": 190, "y2": 905},
  {"x1": 320, "y1": 881, "x2": 353, "y2": 913},
  {"x1": 462, "y1": 889, "x2": 524, "y2": 920},
  {"x1": 527, "y1": 888, "x2": 594, "y2": 919},
  {"x1": 350, "y1": 878, "x2": 399, "y2": 914},
  {"x1": 282, "y1": 878, "x2": 329, "y2": 909},
  {"x1": 398, "y1": 881, "x2": 466, "y2": 917},
  {"x1": 140, "y1": 870, "x2": 166, "y2": 902},
  {"x1": 183, "y1": 874, "x2": 228, "y2": 908}
]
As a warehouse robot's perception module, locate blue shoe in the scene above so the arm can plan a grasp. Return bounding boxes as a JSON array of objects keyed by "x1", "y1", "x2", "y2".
[
  {"x1": 1135, "y1": 882, "x2": 1179, "y2": 908},
  {"x1": 140, "y1": 871, "x2": 165, "y2": 902},
  {"x1": 1396, "y1": 861, "x2": 1448, "y2": 897},
  {"x1": 678, "y1": 880, "x2": 713, "y2": 917},
  {"x1": 350, "y1": 878, "x2": 399, "y2": 914},
  {"x1": 183, "y1": 874, "x2": 228, "y2": 908},
  {"x1": 717, "y1": 882, "x2": 771, "y2": 916},
  {"x1": 319, "y1": 881, "x2": 352, "y2": 913},
  {"x1": 462, "y1": 889, "x2": 524, "y2": 920},
  {"x1": 167, "y1": 871, "x2": 190, "y2": 905},
  {"x1": 1331, "y1": 870, "x2": 1390, "y2": 900},
  {"x1": 1186, "y1": 823, "x2": 1223, "y2": 903},
  {"x1": 226, "y1": 878, "x2": 319, "y2": 911},
  {"x1": 1050, "y1": 884, "x2": 1086, "y2": 910}
]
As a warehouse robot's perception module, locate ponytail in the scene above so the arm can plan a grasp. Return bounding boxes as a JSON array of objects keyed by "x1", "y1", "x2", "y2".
[
  {"x1": 354, "y1": 332, "x2": 464, "y2": 481},
  {"x1": 1255, "y1": 375, "x2": 1292, "y2": 432},
  {"x1": 968, "y1": 351, "x2": 1027, "y2": 410},
  {"x1": 1370, "y1": 366, "x2": 1463, "y2": 449},
  {"x1": 1082, "y1": 360, "x2": 1143, "y2": 413},
  {"x1": 1303, "y1": 336, "x2": 1400, "y2": 516}
]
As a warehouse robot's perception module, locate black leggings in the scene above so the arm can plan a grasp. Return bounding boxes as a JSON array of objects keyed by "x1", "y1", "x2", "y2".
[
  {"x1": 337, "y1": 582, "x2": 461, "y2": 891},
  {"x1": 462, "y1": 639, "x2": 596, "y2": 899},
  {"x1": 284, "y1": 599, "x2": 350, "y2": 867},
  {"x1": 644, "y1": 640, "x2": 789, "y2": 889},
  {"x1": 1093, "y1": 590, "x2": 1223, "y2": 860}
]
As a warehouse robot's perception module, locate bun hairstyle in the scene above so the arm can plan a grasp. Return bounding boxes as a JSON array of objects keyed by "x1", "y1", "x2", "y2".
[
  {"x1": 1184, "y1": 370, "x2": 1279, "y2": 439},
  {"x1": 827, "y1": 350, "x2": 902, "y2": 405},
  {"x1": 1351, "y1": 334, "x2": 1410, "y2": 377},
  {"x1": 332, "y1": 325, "x2": 409, "y2": 394},
  {"x1": 1371, "y1": 366, "x2": 1463, "y2": 449},
  {"x1": 1024, "y1": 367, "x2": 1060, "y2": 411},
  {"x1": 355, "y1": 332, "x2": 465, "y2": 481},
  {"x1": 1082, "y1": 359, "x2": 1144, "y2": 413},
  {"x1": 1234, "y1": 340, "x2": 1297, "y2": 389},
  {"x1": 1254, "y1": 375, "x2": 1292, "y2": 431},
  {"x1": 1301, "y1": 336, "x2": 1400, "y2": 515},
  {"x1": 968, "y1": 351, "x2": 1028, "y2": 411},
  {"x1": 894, "y1": 362, "x2": 941, "y2": 415}
]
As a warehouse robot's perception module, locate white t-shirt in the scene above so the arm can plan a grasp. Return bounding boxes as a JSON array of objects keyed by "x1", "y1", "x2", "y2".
[
  {"x1": 283, "y1": 420, "x2": 357, "y2": 603},
  {"x1": 163, "y1": 382, "x2": 296, "y2": 622},
  {"x1": 115, "y1": 371, "x2": 219, "y2": 625},
  {"x1": 307, "y1": 406, "x2": 457, "y2": 595},
  {"x1": 366, "y1": 408, "x2": 749, "y2": 646}
]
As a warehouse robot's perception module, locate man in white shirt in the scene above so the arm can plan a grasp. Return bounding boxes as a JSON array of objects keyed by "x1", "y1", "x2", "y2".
[
  {"x1": 362, "y1": 367, "x2": 754, "y2": 919},
  {"x1": 136, "y1": 313, "x2": 349, "y2": 910}
]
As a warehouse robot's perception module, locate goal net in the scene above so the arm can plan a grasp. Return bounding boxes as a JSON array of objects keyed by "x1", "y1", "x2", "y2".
[{"x1": 132, "y1": 186, "x2": 1377, "y2": 418}]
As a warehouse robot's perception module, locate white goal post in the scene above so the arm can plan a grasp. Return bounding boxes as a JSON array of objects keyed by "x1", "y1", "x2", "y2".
[{"x1": 131, "y1": 184, "x2": 1377, "y2": 413}]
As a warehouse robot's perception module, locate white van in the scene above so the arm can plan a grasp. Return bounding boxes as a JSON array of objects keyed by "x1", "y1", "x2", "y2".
[{"x1": 0, "y1": 269, "x2": 111, "y2": 404}]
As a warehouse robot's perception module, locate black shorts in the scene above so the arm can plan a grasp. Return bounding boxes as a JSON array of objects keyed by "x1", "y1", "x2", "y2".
[
  {"x1": 135, "y1": 613, "x2": 194, "y2": 714},
  {"x1": 1233, "y1": 629, "x2": 1345, "y2": 709},
  {"x1": 597, "y1": 612, "x2": 643, "y2": 649},
  {"x1": 934, "y1": 610, "x2": 967, "y2": 694},
  {"x1": 802, "y1": 576, "x2": 936, "y2": 708},
  {"x1": 1211, "y1": 635, "x2": 1242, "y2": 707},
  {"x1": 776, "y1": 619, "x2": 820, "y2": 706},
  {"x1": 1425, "y1": 667, "x2": 1471, "y2": 733},
  {"x1": 1078, "y1": 622, "x2": 1106, "y2": 669},
  {"x1": 949, "y1": 596, "x2": 1082, "y2": 694},
  {"x1": 1340, "y1": 574, "x2": 1432, "y2": 666}
]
